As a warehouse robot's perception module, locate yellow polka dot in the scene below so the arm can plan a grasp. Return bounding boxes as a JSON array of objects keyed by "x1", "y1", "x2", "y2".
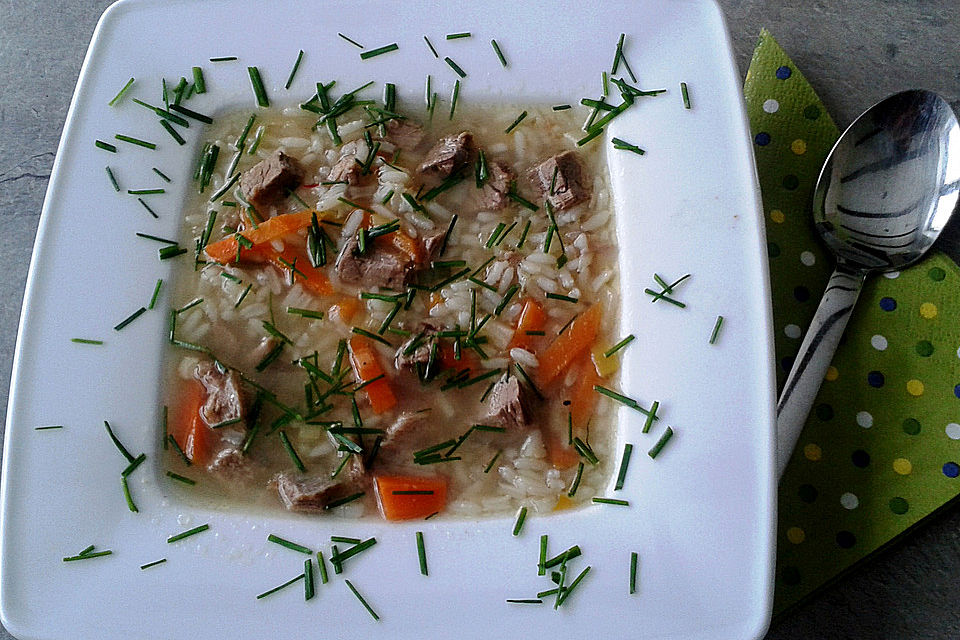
[
  {"x1": 906, "y1": 379, "x2": 925, "y2": 396},
  {"x1": 786, "y1": 527, "x2": 806, "y2": 544},
  {"x1": 825, "y1": 366, "x2": 839, "y2": 381},
  {"x1": 920, "y1": 302, "x2": 938, "y2": 319},
  {"x1": 770, "y1": 209, "x2": 785, "y2": 224},
  {"x1": 893, "y1": 458, "x2": 913, "y2": 475},
  {"x1": 804, "y1": 443, "x2": 822, "y2": 461},
  {"x1": 791, "y1": 139, "x2": 807, "y2": 155}
]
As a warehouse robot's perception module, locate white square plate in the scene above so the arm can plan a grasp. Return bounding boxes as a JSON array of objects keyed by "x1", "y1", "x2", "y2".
[{"x1": 1, "y1": 1, "x2": 776, "y2": 638}]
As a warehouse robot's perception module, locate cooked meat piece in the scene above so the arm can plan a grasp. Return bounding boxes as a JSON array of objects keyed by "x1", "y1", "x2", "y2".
[
  {"x1": 530, "y1": 150, "x2": 590, "y2": 212},
  {"x1": 327, "y1": 140, "x2": 364, "y2": 185},
  {"x1": 335, "y1": 233, "x2": 416, "y2": 290},
  {"x1": 194, "y1": 360, "x2": 246, "y2": 427},
  {"x1": 274, "y1": 472, "x2": 359, "y2": 513},
  {"x1": 421, "y1": 230, "x2": 447, "y2": 261},
  {"x1": 419, "y1": 131, "x2": 474, "y2": 179},
  {"x1": 383, "y1": 411, "x2": 428, "y2": 445},
  {"x1": 487, "y1": 372, "x2": 532, "y2": 429},
  {"x1": 239, "y1": 150, "x2": 304, "y2": 208},
  {"x1": 478, "y1": 161, "x2": 514, "y2": 211},
  {"x1": 395, "y1": 327, "x2": 439, "y2": 373},
  {"x1": 382, "y1": 119, "x2": 424, "y2": 151},
  {"x1": 206, "y1": 446, "x2": 254, "y2": 480}
]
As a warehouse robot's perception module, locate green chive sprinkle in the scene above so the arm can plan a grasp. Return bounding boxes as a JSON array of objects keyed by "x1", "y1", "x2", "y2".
[
  {"x1": 556, "y1": 566, "x2": 592, "y2": 607},
  {"x1": 449, "y1": 79, "x2": 461, "y2": 120},
  {"x1": 109, "y1": 77, "x2": 135, "y2": 106},
  {"x1": 159, "y1": 119, "x2": 186, "y2": 145},
  {"x1": 287, "y1": 306, "x2": 324, "y2": 320},
  {"x1": 504, "y1": 110, "x2": 528, "y2": 134},
  {"x1": 344, "y1": 579, "x2": 380, "y2": 621},
  {"x1": 209, "y1": 56, "x2": 237, "y2": 62},
  {"x1": 138, "y1": 197, "x2": 160, "y2": 218},
  {"x1": 96, "y1": 140, "x2": 117, "y2": 153},
  {"x1": 423, "y1": 35, "x2": 439, "y2": 58},
  {"x1": 338, "y1": 33, "x2": 364, "y2": 48},
  {"x1": 643, "y1": 288, "x2": 685, "y2": 307},
  {"x1": 167, "y1": 434, "x2": 191, "y2": 466},
  {"x1": 538, "y1": 534, "x2": 548, "y2": 575},
  {"x1": 416, "y1": 531, "x2": 428, "y2": 576},
  {"x1": 34, "y1": 425, "x2": 64, "y2": 430},
  {"x1": 614, "y1": 443, "x2": 633, "y2": 491},
  {"x1": 256, "y1": 573, "x2": 304, "y2": 600},
  {"x1": 444, "y1": 56, "x2": 466, "y2": 78},
  {"x1": 267, "y1": 534, "x2": 312, "y2": 555},
  {"x1": 709, "y1": 315, "x2": 725, "y2": 344},
  {"x1": 136, "y1": 232, "x2": 177, "y2": 244},
  {"x1": 392, "y1": 490, "x2": 434, "y2": 495},
  {"x1": 151, "y1": 168, "x2": 171, "y2": 184},
  {"x1": 127, "y1": 188, "x2": 165, "y2": 195},
  {"x1": 491, "y1": 39, "x2": 507, "y2": 67},
  {"x1": 71, "y1": 338, "x2": 103, "y2": 345},
  {"x1": 604, "y1": 335, "x2": 635, "y2": 358},
  {"x1": 140, "y1": 558, "x2": 167, "y2": 570},
  {"x1": 611, "y1": 137, "x2": 645, "y2": 155},
  {"x1": 512, "y1": 506, "x2": 528, "y2": 536},
  {"x1": 169, "y1": 104, "x2": 213, "y2": 124},
  {"x1": 576, "y1": 128, "x2": 604, "y2": 147},
  {"x1": 284, "y1": 50, "x2": 304, "y2": 90},
  {"x1": 330, "y1": 536, "x2": 361, "y2": 544},
  {"x1": 552, "y1": 104, "x2": 572, "y2": 111},
  {"x1": 278, "y1": 430, "x2": 306, "y2": 472},
  {"x1": 304, "y1": 559, "x2": 315, "y2": 601},
  {"x1": 593, "y1": 385, "x2": 642, "y2": 411},
  {"x1": 324, "y1": 491, "x2": 365, "y2": 510},
  {"x1": 544, "y1": 545, "x2": 581, "y2": 569},
  {"x1": 507, "y1": 599, "x2": 543, "y2": 605},
  {"x1": 648, "y1": 426, "x2": 674, "y2": 459},
  {"x1": 642, "y1": 401, "x2": 660, "y2": 433},
  {"x1": 63, "y1": 548, "x2": 113, "y2": 562},
  {"x1": 167, "y1": 523, "x2": 210, "y2": 543},
  {"x1": 104, "y1": 420, "x2": 135, "y2": 463},
  {"x1": 573, "y1": 437, "x2": 599, "y2": 465},
  {"x1": 317, "y1": 551, "x2": 329, "y2": 584},
  {"x1": 351, "y1": 326, "x2": 392, "y2": 347},
  {"x1": 247, "y1": 66, "x2": 269, "y2": 107},
  {"x1": 630, "y1": 552, "x2": 639, "y2": 594},
  {"x1": 681, "y1": 82, "x2": 691, "y2": 109},
  {"x1": 360, "y1": 43, "x2": 399, "y2": 60},
  {"x1": 166, "y1": 471, "x2": 196, "y2": 485},
  {"x1": 593, "y1": 496, "x2": 630, "y2": 506},
  {"x1": 121, "y1": 452, "x2": 146, "y2": 477},
  {"x1": 446, "y1": 32, "x2": 471, "y2": 39},
  {"x1": 115, "y1": 134, "x2": 156, "y2": 149},
  {"x1": 105, "y1": 166, "x2": 120, "y2": 191},
  {"x1": 483, "y1": 450, "x2": 501, "y2": 473},
  {"x1": 121, "y1": 475, "x2": 138, "y2": 512},
  {"x1": 545, "y1": 292, "x2": 578, "y2": 303}
]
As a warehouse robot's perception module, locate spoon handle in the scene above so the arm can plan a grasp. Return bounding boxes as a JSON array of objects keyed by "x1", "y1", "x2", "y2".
[{"x1": 776, "y1": 263, "x2": 866, "y2": 477}]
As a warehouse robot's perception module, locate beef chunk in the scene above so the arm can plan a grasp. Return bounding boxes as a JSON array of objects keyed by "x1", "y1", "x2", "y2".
[
  {"x1": 419, "y1": 131, "x2": 474, "y2": 179},
  {"x1": 478, "y1": 161, "x2": 514, "y2": 211},
  {"x1": 207, "y1": 446, "x2": 254, "y2": 480},
  {"x1": 382, "y1": 119, "x2": 424, "y2": 152},
  {"x1": 239, "y1": 150, "x2": 304, "y2": 208},
  {"x1": 274, "y1": 472, "x2": 359, "y2": 513},
  {"x1": 335, "y1": 233, "x2": 416, "y2": 290},
  {"x1": 327, "y1": 140, "x2": 363, "y2": 186},
  {"x1": 421, "y1": 229, "x2": 447, "y2": 262},
  {"x1": 487, "y1": 372, "x2": 532, "y2": 429},
  {"x1": 395, "y1": 327, "x2": 439, "y2": 373},
  {"x1": 194, "y1": 360, "x2": 245, "y2": 427},
  {"x1": 530, "y1": 150, "x2": 590, "y2": 212}
]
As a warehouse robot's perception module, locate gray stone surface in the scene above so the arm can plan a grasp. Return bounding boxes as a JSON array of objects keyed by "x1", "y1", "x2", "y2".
[{"x1": 0, "y1": 1, "x2": 958, "y2": 638}]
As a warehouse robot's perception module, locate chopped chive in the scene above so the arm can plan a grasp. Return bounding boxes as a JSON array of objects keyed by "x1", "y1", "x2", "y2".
[
  {"x1": 504, "y1": 110, "x2": 528, "y2": 134},
  {"x1": 567, "y1": 461, "x2": 584, "y2": 497},
  {"x1": 95, "y1": 140, "x2": 117, "y2": 153},
  {"x1": 105, "y1": 166, "x2": 120, "y2": 191},
  {"x1": 483, "y1": 450, "x2": 501, "y2": 473},
  {"x1": 208, "y1": 172, "x2": 239, "y2": 203},
  {"x1": 278, "y1": 430, "x2": 306, "y2": 472},
  {"x1": 330, "y1": 536, "x2": 361, "y2": 545},
  {"x1": 545, "y1": 293, "x2": 578, "y2": 304},
  {"x1": 544, "y1": 545, "x2": 581, "y2": 569},
  {"x1": 392, "y1": 490, "x2": 434, "y2": 496},
  {"x1": 209, "y1": 417, "x2": 242, "y2": 429},
  {"x1": 176, "y1": 297, "x2": 203, "y2": 314},
  {"x1": 516, "y1": 219, "x2": 531, "y2": 248},
  {"x1": 267, "y1": 534, "x2": 312, "y2": 555},
  {"x1": 414, "y1": 531, "x2": 428, "y2": 576},
  {"x1": 104, "y1": 420, "x2": 135, "y2": 463},
  {"x1": 190, "y1": 66, "x2": 205, "y2": 94},
  {"x1": 573, "y1": 437, "x2": 599, "y2": 466},
  {"x1": 167, "y1": 434, "x2": 191, "y2": 466},
  {"x1": 151, "y1": 168, "x2": 172, "y2": 184},
  {"x1": 71, "y1": 337, "x2": 103, "y2": 345},
  {"x1": 121, "y1": 452, "x2": 146, "y2": 477},
  {"x1": 247, "y1": 67, "x2": 269, "y2": 107},
  {"x1": 256, "y1": 573, "x2": 305, "y2": 600},
  {"x1": 630, "y1": 552, "x2": 639, "y2": 594},
  {"x1": 304, "y1": 559, "x2": 315, "y2": 600},
  {"x1": 556, "y1": 565, "x2": 592, "y2": 606},
  {"x1": 552, "y1": 104, "x2": 572, "y2": 111},
  {"x1": 512, "y1": 506, "x2": 528, "y2": 536},
  {"x1": 284, "y1": 50, "x2": 304, "y2": 90},
  {"x1": 115, "y1": 134, "x2": 156, "y2": 149},
  {"x1": 158, "y1": 119, "x2": 185, "y2": 146},
  {"x1": 209, "y1": 56, "x2": 237, "y2": 62},
  {"x1": 338, "y1": 32, "x2": 364, "y2": 48},
  {"x1": 316, "y1": 551, "x2": 329, "y2": 584},
  {"x1": 158, "y1": 245, "x2": 186, "y2": 260},
  {"x1": 167, "y1": 523, "x2": 209, "y2": 543},
  {"x1": 444, "y1": 56, "x2": 466, "y2": 78},
  {"x1": 351, "y1": 326, "x2": 392, "y2": 347},
  {"x1": 506, "y1": 187, "x2": 538, "y2": 212},
  {"x1": 495, "y1": 284, "x2": 519, "y2": 316},
  {"x1": 611, "y1": 137, "x2": 645, "y2": 156},
  {"x1": 235, "y1": 284, "x2": 253, "y2": 308},
  {"x1": 166, "y1": 471, "x2": 196, "y2": 485},
  {"x1": 614, "y1": 443, "x2": 633, "y2": 491},
  {"x1": 648, "y1": 426, "x2": 674, "y2": 459},
  {"x1": 63, "y1": 549, "x2": 112, "y2": 562},
  {"x1": 576, "y1": 127, "x2": 604, "y2": 147},
  {"x1": 127, "y1": 188, "x2": 165, "y2": 195},
  {"x1": 680, "y1": 82, "x2": 691, "y2": 109},
  {"x1": 485, "y1": 222, "x2": 506, "y2": 248},
  {"x1": 360, "y1": 43, "x2": 399, "y2": 60},
  {"x1": 121, "y1": 475, "x2": 138, "y2": 512},
  {"x1": 235, "y1": 113, "x2": 256, "y2": 149},
  {"x1": 446, "y1": 32, "x2": 471, "y2": 39},
  {"x1": 344, "y1": 580, "x2": 380, "y2": 621},
  {"x1": 136, "y1": 232, "x2": 177, "y2": 244},
  {"x1": 287, "y1": 306, "x2": 324, "y2": 320},
  {"x1": 593, "y1": 497, "x2": 630, "y2": 506},
  {"x1": 140, "y1": 558, "x2": 167, "y2": 570},
  {"x1": 594, "y1": 385, "x2": 641, "y2": 410},
  {"x1": 330, "y1": 537, "x2": 377, "y2": 567},
  {"x1": 34, "y1": 425, "x2": 64, "y2": 430},
  {"x1": 449, "y1": 79, "x2": 460, "y2": 120},
  {"x1": 138, "y1": 197, "x2": 160, "y2": 218},
  {"x1": 604, "y1": 335, "x2": 635, "y2": 358},
  {"x1": 108, "y1": 77, "x2": 135, "y2": 106},
  {"x1": 709, "y1": 315, "x2": 725, "y2": 344},
  {"x1": 538, "y1": 534, "x2": 548, "y2": 575},
  {"x1": 507, "y1": 599, "x2": 543, "y2": 605},
  {"x1": 423, "y1": 35, "x2": 439, "y2": 58},
  {"x1": 324, "y1": 491, "x2": 365, "y2": 510},
  {"x1": 602, "y1": 71, "x2": 609, "y2": 97},
  {"x1": 643, "y1": 288, "x2": 685, "y2": 307},
  {"x1": 491, "y1": 39, "x2": 508, "y2": 67},
  {"x1": 380, "y1": 189, "x2": 395, "y2": 205}
]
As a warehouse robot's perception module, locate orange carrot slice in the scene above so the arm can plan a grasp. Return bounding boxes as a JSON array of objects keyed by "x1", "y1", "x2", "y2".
[
  {"x1": 170, "y1": 378, "x2": 215, "y2": 465},
  {"x1": 537, "y1": 303, "x2": 603, "y2": 387},
  {"x1": 348, "y1": 335, "x2": 397, "y2": 414},
  {"x1": 508, "y1": 298, "x2": 548, "y2": 351},
  {"x1": 330, "y1": 296, "x2": 361, "y2": 324},
  {"x1": 374, "y1": 475, "x2": 448, "y2": 520},
  {"x1": 204, "y1": 209, "x2": 318, "y2": 263}
]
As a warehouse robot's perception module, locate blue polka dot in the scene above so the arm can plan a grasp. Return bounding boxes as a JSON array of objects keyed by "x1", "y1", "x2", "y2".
[
  {"x1": 955, "y1": 384, "x2": 960, "y2": 399},
  {"x1": 755, "y1": 132, "x2": 771, "y2": 146},
  {"x1": 776, "y1": 66, "x2": 792, "y2": 80},
  {"x1": 867, "y1": 371, "x2": 885, "y2": 388},
  {"x1": 794, "y1": 286, "x2": 810, "y2": 302},
  {"x1": 879, "y1": 297, "x2": 897, "y2": 311},
  {"x1": 944, "y1": 462, "x2": 960, "y2": 478}
]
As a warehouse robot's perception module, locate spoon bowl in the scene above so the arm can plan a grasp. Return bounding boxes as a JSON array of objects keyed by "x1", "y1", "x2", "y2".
[{"x1": 777, "y1": 90, "x2": 960, "y2": 477}]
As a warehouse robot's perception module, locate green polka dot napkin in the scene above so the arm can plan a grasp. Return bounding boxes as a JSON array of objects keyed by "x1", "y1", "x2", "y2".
[{"x1": 744, "y1": 29, "x2": 960, "y2": 619}]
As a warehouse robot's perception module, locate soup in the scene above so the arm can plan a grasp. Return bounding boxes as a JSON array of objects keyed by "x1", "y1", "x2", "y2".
[{"x1": 165, "y1": 97, "x2": 620, "y2": 520}]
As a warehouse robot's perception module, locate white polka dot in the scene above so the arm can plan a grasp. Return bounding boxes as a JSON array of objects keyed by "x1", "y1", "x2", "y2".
[
  {"x1": 840, "y1": 492, "x2": 859, "y2": 510},
  {"x1": 856, "y1": 411, "x2": 873, "y2": 428},
  {"x1": 956, "y1": 345, "x2": 960, "y2": 360},
  {"x1": 800, "y1": 251, "x2": 816, "y2": 266},
  {"x1": 784, "y1": 324, "x2": 802, "y2": 339},
  {"x1": 871, "y1": 334, "x2": 888, "y2": 351},
  {"x1": 883, "y1": 271, "x2": 901, "y2": 279},
  {"x1": 762, "y1": 99, "x2": 780, "y2": 113},
  {"x1": 946, "y1": 423, "x2": 960, "y2": 440}
]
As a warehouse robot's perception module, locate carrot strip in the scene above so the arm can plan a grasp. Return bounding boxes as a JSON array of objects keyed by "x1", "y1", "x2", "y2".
[
  {"x1": 348, "y1": 336, "x2": 397, "y2": 414},
  {"x1": 330, "y1": 296, "x2": 361, "y2": 324},
  {"x1": 568, "y1": 355, "x2": 604, "y2": 428},
  {"x1": 537, "y1": 304, "x2": 603, "y2": 387},
  {"x1": 374, "y1": 475, "x2": 447, "y2": 520},
  {"x1": 204, "y1": 209, "x2": 318, "y2": 263},
  {"x1": 260, "y1": 246, "x2": 334, "y2": 296},
  {"x1": 171, "y1": 379, "x2": 215, "y2": 465},
  {"x1": 508, "y1": 298, "x2": 548, "y2": 351}
]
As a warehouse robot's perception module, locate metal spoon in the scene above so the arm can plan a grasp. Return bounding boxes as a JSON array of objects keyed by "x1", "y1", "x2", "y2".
[{"x1": 777, "y1": 90, "x2": 960, "y2": 477}]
